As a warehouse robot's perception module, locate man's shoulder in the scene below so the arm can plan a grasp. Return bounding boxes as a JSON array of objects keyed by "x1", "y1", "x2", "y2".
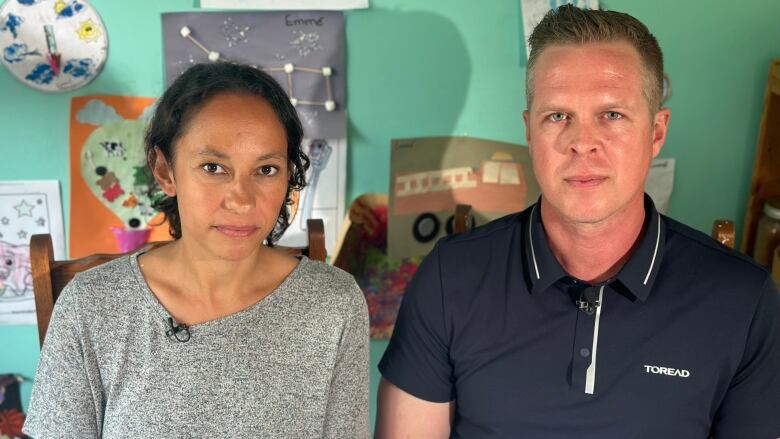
[
  {"x1": 663, "y1": 215, "x2": 770, "y2": 289},
  {"x1": 437, "y1": 210, "x2": 528, "y2": 252}
]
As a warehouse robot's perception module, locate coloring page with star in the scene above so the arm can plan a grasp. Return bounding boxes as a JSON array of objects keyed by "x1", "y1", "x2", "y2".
[
  {"x1": 0, "y1": 180, "x2": 64, "y2": 325},
  {"x1": 0, "y1": 0, "x2": 108, "y2": 92}
]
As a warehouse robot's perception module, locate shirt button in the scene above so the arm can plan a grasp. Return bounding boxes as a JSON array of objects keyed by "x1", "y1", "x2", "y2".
[{"x1": 580, "y1": 348, "x2": 590, "y2": 357}]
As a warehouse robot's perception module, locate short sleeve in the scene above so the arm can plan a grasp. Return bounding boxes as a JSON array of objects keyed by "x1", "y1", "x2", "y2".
[
  {"x1": 711, "y1": 277, "x2": 780, "y2": 439},
  {"x1": 378, "y1": 242, "x2": 454, "y2": 402},
  {"x1": 23, "y1": 281, "x2": 102, "y2": 438},
  {"x1": 322, "y1": 280, "x2": 370, "y2": 438}
]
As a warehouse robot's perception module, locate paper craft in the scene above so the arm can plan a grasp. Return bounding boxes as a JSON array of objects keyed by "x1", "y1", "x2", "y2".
[
  {"x1": 520, "y1": 0, "x2": 598, "y2": 58},
  {"x1": 388, "y1": 137, "x2": 539, "y2": 260},
  {"x1": 162, "y1": 11, "x2": 347, "y2": 255},
  {"x1": 646, "y1": 157, "x2": 675, "y2": 214},
  {"x1": 70, "y1": 96, "x2": 170, "y2": 258},
  {"x1": 201, "y1": 0, "x2": 368, "y2": 10},
  {"x1": 275, "y1": 137, "x2": 346, "y2": 255},
  {"x1": 162, "y1": 11, "x2": 346, "y2": 139},
  {"x1": 0, "y1": 180, "x2": 64, "y2": 325}
]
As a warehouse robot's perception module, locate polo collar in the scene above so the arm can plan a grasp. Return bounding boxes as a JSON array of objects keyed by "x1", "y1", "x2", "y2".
[{"x1": 525, "y1": 194, "x2": 666, "y2": 302}]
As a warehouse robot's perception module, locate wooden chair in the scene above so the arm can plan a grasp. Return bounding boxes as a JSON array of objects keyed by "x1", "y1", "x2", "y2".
[
  {"x1": 711, "y1": 219, "x2": 736, "y2": 249},
  {"x1": 453, "y1": 204, "x2": 473, "y2": 235},
  {"x1": 30, "y1": 218, "x2": 326, "y2": 347}
]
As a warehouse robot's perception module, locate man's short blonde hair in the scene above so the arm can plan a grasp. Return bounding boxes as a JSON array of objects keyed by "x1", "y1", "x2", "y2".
[{"x1": 526, "y1": 5, "x2": 664, "y2": 112}]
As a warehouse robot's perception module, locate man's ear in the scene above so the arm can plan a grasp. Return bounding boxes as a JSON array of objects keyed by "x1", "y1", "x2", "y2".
[
  {"x1": 151, "y1": 147, "x2": 176, "y2": 196},
  {"x1": 522, "y1": 110, "x2": 532, "y2": 152},
  {"x1": 651, "y1": 108, "x2": 671, "y2": 158}
]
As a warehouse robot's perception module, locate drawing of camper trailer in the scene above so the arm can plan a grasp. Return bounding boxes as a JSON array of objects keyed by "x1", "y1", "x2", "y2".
[{"x1": 393, "y1": 152, "x2": 528, "y2": 242}]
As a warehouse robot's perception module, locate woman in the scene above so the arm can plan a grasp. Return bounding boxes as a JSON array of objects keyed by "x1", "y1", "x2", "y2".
[{"x1": 24, "y1": 62, "x2": 369, "y2": 438}]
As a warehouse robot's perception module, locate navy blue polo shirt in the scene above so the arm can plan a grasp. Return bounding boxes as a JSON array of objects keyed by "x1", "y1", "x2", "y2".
[{"x1": 379, "y1": 196, "x2": 780, "y2": 438}]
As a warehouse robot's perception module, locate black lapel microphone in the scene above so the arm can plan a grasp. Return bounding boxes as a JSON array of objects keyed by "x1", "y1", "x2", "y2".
[
  {"x1": 576, "y1": 286, "x2": 601, "y2": 315},
  {"x1": 166, "y1": 317, "x2": 191, "y2": 342}
]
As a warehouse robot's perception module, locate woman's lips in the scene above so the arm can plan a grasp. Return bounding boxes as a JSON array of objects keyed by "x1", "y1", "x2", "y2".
[{"x1": 214, "y1": 225, "x2": 259, "y2": 238}]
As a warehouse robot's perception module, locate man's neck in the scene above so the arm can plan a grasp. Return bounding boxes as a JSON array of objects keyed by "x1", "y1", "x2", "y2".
[{"x1": 540, "y1": 196, "x2": 647, "y2": 284}]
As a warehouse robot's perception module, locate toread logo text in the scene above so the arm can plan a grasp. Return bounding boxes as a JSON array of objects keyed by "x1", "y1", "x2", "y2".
[{"x1": 644, "y1": 364, "x2": 690, "y2": 378}]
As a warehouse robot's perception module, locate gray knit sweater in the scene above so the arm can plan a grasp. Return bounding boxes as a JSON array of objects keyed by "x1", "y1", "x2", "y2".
[{"x1": 24, "y1": 253, "x2": 369, "y2": 438}]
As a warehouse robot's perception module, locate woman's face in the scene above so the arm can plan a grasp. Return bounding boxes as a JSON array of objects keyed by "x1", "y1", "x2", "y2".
[{"x1": 154, "y1": 92, "x2": 289, "y2": 261}]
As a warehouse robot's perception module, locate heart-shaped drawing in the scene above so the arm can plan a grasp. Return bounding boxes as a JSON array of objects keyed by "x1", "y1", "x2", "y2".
[{"x1": 78, "y1": 101, "x2": 157, "y2": 231}]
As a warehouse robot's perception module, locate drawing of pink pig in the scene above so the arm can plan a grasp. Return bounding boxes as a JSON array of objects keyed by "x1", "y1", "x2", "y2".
[{"x1": 0, "y1": 241, "x2": 32, "y2": 296}]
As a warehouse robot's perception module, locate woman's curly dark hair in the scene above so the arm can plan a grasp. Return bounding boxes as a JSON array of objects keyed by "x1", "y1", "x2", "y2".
[{"x1": 144, "y1": 62, "x2": 310, "y2": 245}]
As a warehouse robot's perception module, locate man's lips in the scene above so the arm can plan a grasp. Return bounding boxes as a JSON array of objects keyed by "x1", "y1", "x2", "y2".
[
  {"x1": 214, "y1": 225, "x2": 259, "y2": 237},
  {"x1": 564, "y1": 175, "x2": 608, "y2": 187}
]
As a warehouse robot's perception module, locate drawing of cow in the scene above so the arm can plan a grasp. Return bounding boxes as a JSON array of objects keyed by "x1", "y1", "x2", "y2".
[{"x1": 99, "y1": 140, "x2": 125, "y2": 157}]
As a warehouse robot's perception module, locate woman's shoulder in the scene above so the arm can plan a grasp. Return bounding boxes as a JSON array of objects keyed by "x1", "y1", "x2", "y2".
[
  {"x1": 289, "y1": 258, "x2": 365, "y2": 313},
  {"x1": 56, "y1": 254, "x2": 143, "y2": 312}
]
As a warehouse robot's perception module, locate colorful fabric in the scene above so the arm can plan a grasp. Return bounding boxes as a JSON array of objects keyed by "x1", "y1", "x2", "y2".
[
  {"x1": 334, "y1": 196, "x2": 421, "y2": 339},
  {"x1": 0, "y1": 375, "x2": 29, "y2": 439}
]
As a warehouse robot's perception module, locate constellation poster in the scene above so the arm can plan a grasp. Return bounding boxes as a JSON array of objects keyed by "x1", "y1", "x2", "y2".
[
  {"x1": 0, "y1": 180, "x2": 64, "y2": 325},
  {"x1": 162, "y1": 11, "x2": 345, "y2": 139},
  {"x1": 201, "y1": 0, "x2": 368, "y2": 10},
  {"x1": 162, "y1": 11, "x2": 347, "y2": 256},
  {"x1": 70, "y1": 96, "x2": 171, "y2": 258}
]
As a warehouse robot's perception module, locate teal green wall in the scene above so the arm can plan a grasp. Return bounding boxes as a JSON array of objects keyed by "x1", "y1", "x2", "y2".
[{"x1": 1, "y1": 0, "x2": 778, "y2": 429}]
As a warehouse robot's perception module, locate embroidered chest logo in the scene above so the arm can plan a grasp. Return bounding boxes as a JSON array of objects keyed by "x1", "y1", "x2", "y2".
[{"x1": 644, "y1": 364, "x2": 691, "y2": 378}]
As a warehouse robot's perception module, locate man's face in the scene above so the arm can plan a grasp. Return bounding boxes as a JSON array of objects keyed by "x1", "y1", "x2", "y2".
[{"x1": 523, "y1": 41, "x2": 670, "y2": 226}]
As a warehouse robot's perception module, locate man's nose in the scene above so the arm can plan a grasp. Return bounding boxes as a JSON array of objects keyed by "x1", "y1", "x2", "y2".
[{"x1": 567, "y1": 119, "x2": 602, "y2": 155}]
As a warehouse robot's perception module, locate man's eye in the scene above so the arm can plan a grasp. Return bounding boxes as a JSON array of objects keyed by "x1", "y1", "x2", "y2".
[
  {"x1": 202, "y1": 163, "x2": 225, "y2": 174},
  {"x1": 548, "y1": 112, "x2": 567, "y2": 122},
  {"x1": 605, "y1": 111, "x2": 622, "y2": 120},
  {"x1": 259, "y1": 166, "x2": 278, "y2": 176}
]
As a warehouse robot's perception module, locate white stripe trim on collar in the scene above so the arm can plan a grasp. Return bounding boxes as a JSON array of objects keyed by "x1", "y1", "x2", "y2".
[
  {"x1": 643, "y1": 212, "x2": 661, "y2": 285},
  {"x1": 529, "y1": 204, "x2": 540, "y2": 280}
]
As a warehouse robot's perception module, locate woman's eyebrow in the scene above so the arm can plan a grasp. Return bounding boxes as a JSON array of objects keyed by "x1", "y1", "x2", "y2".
[
  {"x1": 256, "y1": 153, "x2": 287, "y2": 161},
  {"x1": 193, "y1": 147, "x2": 229, "y2": 159}
]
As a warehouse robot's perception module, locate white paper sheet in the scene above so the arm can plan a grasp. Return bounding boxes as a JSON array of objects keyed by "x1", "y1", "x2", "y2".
[
  {"x1": 646, "y1": 158, "x2": 675, "y2": 215},
  {"x1": 201, "y1": 0, "x2": 368, "y2": 10},
  {"x1": 276, "y1": 137, "x2": 347, "y2": 258},
  {"x1": 520, "y1": 0, "x2": 598, "y2": 58},
  {"x1": 0, "y1": 180, "x2": 65, "y2": 325}
]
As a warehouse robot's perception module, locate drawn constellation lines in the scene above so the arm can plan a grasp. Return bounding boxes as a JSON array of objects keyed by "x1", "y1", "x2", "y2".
[{"x1": 178, "y1": 25, "x2": 336, "y2": 112}]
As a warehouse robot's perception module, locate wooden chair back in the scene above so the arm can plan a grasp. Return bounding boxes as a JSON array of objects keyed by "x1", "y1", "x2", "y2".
[
  {"x1": 453, "y1": 204, "x2": 473, "y2": 235},
  {"x1": 711, "y1": 219, "x2": 736, "y2": 249},
  {"x1": 30, "y1": 218, "x2": 326, "y2": 347}
]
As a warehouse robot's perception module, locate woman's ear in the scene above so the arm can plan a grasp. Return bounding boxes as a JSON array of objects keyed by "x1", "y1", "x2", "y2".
[{"x1": 151, "y1": 147, "x2": 176, "y2": 197}]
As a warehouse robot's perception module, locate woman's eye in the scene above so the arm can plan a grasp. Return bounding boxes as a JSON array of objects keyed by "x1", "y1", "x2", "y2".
[
  {"x1": 259, "y1": 166, "x2": 278, "y2": 176},
  {"x1": 605, "y1": 111, "x2": 623, "y2": 120},
  {"x1": 202, "y1": 163, "x2": 225, "y2": 174},
  {"x1": 548, "y1": 112, "x2": 567, "y2": 122}
]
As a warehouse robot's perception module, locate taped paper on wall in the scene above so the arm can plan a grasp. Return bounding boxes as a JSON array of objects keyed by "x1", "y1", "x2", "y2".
[
  {"x1": 201, "y1": 0, "x2": 368, "y2": 10},
  {"x1": 0, "y1": 180, "x2": 64, "y2": 325}
]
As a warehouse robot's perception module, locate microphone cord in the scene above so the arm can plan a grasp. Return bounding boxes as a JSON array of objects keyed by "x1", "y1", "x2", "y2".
[{"x1": 166, "y1": 317, "x2": 191, "y2": 342}]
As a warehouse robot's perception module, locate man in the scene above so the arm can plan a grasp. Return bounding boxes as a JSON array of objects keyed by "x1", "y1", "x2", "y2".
[{"x1": 376, "y1": 5, "x2": 780, "y2": 438}]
